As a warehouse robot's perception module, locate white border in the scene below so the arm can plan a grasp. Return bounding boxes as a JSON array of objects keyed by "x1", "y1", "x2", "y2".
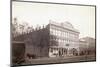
[{"x1": 0, "y1": 0, "x2": 100, "y2": 67}]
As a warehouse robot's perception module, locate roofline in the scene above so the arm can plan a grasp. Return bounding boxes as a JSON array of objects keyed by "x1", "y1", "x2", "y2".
[{"x1": 49, "y1": 23, "x2": 80, "y2": 33}]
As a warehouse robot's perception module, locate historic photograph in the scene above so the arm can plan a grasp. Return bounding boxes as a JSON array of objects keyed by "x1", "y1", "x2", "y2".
[{"x1": 11, "y1": 0, "x2": 96, "y2": 66}]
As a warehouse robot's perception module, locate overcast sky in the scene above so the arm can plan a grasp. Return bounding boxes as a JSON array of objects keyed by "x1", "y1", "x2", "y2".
[{"x1": 12, "y1": 1, "x2": 95, "y2": 38}]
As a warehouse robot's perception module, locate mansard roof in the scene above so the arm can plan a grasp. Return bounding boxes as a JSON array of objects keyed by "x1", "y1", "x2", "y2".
[{"x1": 49, "y1": 20, "x2": 79, "y2": 33}]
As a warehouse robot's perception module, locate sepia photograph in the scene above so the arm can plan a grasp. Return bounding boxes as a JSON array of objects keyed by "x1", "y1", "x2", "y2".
[{"x1": 11, "y1": 0, "x2": 96, "y2": 66}]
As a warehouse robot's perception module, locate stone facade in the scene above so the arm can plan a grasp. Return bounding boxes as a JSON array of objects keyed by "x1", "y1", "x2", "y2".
[{"x1": 48, "y1": 20, "x2": 80, "y2": 57}]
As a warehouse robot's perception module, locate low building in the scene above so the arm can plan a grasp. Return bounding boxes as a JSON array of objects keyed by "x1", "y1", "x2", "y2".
[
  {"x1": 12, "y1": 41, "x2": 25, "y2": 64},
  {"x1": 79, "y1": 37, "x2": 96, "y2": 55}
]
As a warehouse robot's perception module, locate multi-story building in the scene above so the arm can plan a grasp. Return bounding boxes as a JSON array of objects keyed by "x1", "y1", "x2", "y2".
[{"x1": 48, "y1": 20, "x2": 80, "y2": 57}]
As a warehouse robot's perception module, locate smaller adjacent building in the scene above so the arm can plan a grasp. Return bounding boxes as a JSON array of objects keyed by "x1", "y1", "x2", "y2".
[
  {"x1": 12, "y1": 41, "x2": 25, "y2": 64},
  {"x1": 79, "y1": 37, "x2": 96, "y2": 55}
]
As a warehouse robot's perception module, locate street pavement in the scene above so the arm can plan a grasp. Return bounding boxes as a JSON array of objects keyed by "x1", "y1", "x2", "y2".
[{"x1": 24, "y1": 55, "x2": 96, "y2": 65}]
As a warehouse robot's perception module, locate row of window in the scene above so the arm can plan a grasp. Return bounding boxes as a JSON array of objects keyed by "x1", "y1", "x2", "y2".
[
  {"x1": 58, "y1": 41, "x2": 78, "y2": 45},
  {"x1": 50, "y1": 28, "x2": 79, "y2": 39},
  {"x1": 50, "y1": 38, "x2": 78, "y2": 46},
  {"x1": 51, "y1": 38, "x2": 78, "y2": 42}
]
